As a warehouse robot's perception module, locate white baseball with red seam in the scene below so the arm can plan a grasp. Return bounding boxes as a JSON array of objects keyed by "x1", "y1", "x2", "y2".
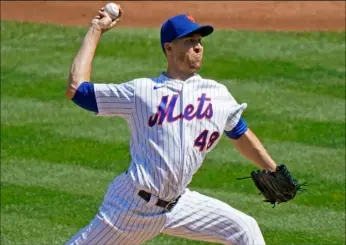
[{"x1": 104, "y1": 3, "x2": 119, "y2": 20}]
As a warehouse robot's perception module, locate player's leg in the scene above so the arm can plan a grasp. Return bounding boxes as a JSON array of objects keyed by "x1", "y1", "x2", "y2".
[
  {"x1": 162, "y1": 189, "x2": 265, "y2": 245},
  {"x1": 64, "y1": 212, "x2": 118, "y2": 245},
  {"x1": 64, "y1": 172, "x2": 167, "y2": 245}
]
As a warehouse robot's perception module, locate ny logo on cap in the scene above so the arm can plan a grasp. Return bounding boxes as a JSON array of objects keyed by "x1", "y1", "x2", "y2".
[{"x1": 186, "y1": 15, "x2": 196, "y2": 23}]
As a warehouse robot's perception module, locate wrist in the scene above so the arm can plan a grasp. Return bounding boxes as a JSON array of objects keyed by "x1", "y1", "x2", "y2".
[
  {"x1": 269, "y1": 165, "x2": 277, "y2": 172},
  {"x1": 89, "y1": 24, "x2": 103, "y2": 35},
  {"x1": 267, "y1": 163, "x2": 277, "y2": 172}
]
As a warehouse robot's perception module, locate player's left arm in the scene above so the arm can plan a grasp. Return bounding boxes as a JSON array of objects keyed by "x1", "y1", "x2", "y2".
[
  {"x1": 226, "y1": 122, "x2": 277, "y2": 172},
  {"x1": 223, "y1": 88, "x2": 277, "y2": 172}
]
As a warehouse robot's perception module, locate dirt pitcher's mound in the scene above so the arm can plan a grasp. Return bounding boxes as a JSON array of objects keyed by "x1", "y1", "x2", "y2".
[{"x1": 1, "y1": 1, "x2": 345, "y2": 31}]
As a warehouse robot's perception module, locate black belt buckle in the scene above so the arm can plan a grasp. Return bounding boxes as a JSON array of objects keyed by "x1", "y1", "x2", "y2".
[
  {"x1": 138, "y1": 190, "x2": 180, "y2": 211},
  {"x1": 163, "y1": 196, "x2": 180, "y2": 211}
]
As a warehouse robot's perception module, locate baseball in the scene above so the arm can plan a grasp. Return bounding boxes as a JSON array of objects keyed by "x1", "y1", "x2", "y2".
[{"x1": 104, "y1": 2, "x2": 119, "y2": 20}]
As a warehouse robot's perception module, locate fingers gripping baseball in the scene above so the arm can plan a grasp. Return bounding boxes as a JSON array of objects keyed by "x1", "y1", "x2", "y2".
[{"x1": 91, "y1": 3, "x2": 123, "y2": 33}]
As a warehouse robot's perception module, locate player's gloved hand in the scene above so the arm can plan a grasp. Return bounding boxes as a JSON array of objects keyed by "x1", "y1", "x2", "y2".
[
  {"x1": 238, "y1": 164, "x2": 307, "y2": 207},
  {"x1": 90, "y1": 5, "x2": 123, "y2": 33}
]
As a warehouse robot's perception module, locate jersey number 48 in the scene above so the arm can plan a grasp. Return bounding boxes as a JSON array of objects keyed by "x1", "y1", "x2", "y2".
[{"x1": 194, "y1": 130, "x2": 220, "y2": 152}]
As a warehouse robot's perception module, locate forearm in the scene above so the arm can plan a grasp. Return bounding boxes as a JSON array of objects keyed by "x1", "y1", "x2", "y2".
[
  {"x1": 65, "y1": 25, "x2": 102, "y2": 99},
  {"x1": 232, "y1": 129, "x2": 277, "y2": 171}
]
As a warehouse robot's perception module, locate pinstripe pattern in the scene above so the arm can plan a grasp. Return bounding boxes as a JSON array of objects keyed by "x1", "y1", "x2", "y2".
[
  {"x1": 163, "y1": 189, "x2": 265, "y2": 245},
  {"x1": 65, "y1": 73, "x2": 264, "y2": 245},
  {"x1": 66, "y1": 182, "x2": 265, "y2": 245},
  {"x1": 102, "y1": 73, "x2": 248, "y2": 202},
  {"x1": 65, "y1": 172, "x2": 168, "y2": 245}
]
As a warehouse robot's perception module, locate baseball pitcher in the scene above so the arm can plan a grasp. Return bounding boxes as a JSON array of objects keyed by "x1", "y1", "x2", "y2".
[{"x1": 64, "y1": 4, "x2": 302, "y2": 245}]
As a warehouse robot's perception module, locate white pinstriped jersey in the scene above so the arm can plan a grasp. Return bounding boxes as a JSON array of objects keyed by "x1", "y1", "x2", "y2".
[{"x1": 94, "y1": 72, "x2": 247, "y2": 201}]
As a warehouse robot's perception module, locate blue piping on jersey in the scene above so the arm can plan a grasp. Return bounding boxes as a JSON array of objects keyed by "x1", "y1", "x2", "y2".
[
  {"x1": 72, "y1": 82, "x2": 98, "y2": 113},
  {"x1": 224, "y1": 118, "x2": 248, "y2": 140}
]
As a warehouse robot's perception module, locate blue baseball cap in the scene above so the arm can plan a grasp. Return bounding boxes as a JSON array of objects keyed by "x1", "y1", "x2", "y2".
[{"x1": 160, "y1": 14, "x2": 214, "y2": 53}]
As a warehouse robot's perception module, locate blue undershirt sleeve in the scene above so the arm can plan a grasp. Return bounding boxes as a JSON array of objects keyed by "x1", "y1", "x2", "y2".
[
  {"x1": 224, "y1": 117, "x2": 248, "y2": 140},
  {"x1": 71, "y1": 82, "x2": 98, "y2": 113}
]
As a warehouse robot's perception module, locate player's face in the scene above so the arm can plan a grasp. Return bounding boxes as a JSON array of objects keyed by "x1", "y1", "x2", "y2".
[{"x1": 169, "y1": 33, "x2": 204, "y2": 73}]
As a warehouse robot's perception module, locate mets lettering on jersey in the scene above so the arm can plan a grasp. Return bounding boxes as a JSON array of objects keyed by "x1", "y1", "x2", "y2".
[
  {"x1": 94, "y1": 73, "x2": 247, "y2": 201},
  {"x1": 148, "y1": 93, "x2": 213, "y2": 127}
]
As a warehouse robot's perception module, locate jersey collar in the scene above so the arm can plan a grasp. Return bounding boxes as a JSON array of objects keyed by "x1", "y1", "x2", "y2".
[{"x1": 158, "y1": 72, "x2": 201, "y2": 84}]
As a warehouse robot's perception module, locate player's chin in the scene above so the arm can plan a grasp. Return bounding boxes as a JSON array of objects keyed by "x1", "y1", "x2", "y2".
[{"x1": 191, "y1": 61, "x2": 202, "y2": 70}]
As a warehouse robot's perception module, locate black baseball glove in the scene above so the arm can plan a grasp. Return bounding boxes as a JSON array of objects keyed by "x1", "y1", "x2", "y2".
[{"x1": 239, "y1": 164, "x2": 306, "y2": 207}]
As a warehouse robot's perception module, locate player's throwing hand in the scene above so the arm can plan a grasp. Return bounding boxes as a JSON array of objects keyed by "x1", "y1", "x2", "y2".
[{"x1": 90, "y1": 5, "x2": 123, "y2": 33}]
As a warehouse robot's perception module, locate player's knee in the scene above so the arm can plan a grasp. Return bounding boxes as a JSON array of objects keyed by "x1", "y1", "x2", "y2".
[
  {"x1": 247, "y1": 216, "x2": 260, "y2": 229},
  {"x1": 227, "y1": 215, "x2": 263, "y2": 245},
  {"x1": 241, "y1": 216, "x2": 264, "y2": 245}
]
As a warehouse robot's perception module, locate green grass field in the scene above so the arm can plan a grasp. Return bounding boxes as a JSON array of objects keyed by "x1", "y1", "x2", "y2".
[{"x1": 1, "y1": 20, "x2": 345, "y2": 245}]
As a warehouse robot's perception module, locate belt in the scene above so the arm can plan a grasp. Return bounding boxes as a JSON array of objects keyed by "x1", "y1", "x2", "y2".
[{"x1": 138, "y1": 190, "x2": 180, "y2": 211}]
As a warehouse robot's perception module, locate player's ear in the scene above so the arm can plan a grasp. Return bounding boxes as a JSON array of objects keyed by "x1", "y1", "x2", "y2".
[{"x1": 164, "y1": 43, "x2": 173, "y2": 56}]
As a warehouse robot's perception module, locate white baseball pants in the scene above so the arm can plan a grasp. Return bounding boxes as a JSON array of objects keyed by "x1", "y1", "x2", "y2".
[{"x1": 65, "y1": 172, "x2": 265, "y2": 245}]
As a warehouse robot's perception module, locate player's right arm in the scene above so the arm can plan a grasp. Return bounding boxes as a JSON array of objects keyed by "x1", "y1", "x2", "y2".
[
  {"x1": 65, "y1": 6, "x2": 122, "y2": 99},
  {"x1": 65, "y1": 6, "x2": 134, "y2": 117}
]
